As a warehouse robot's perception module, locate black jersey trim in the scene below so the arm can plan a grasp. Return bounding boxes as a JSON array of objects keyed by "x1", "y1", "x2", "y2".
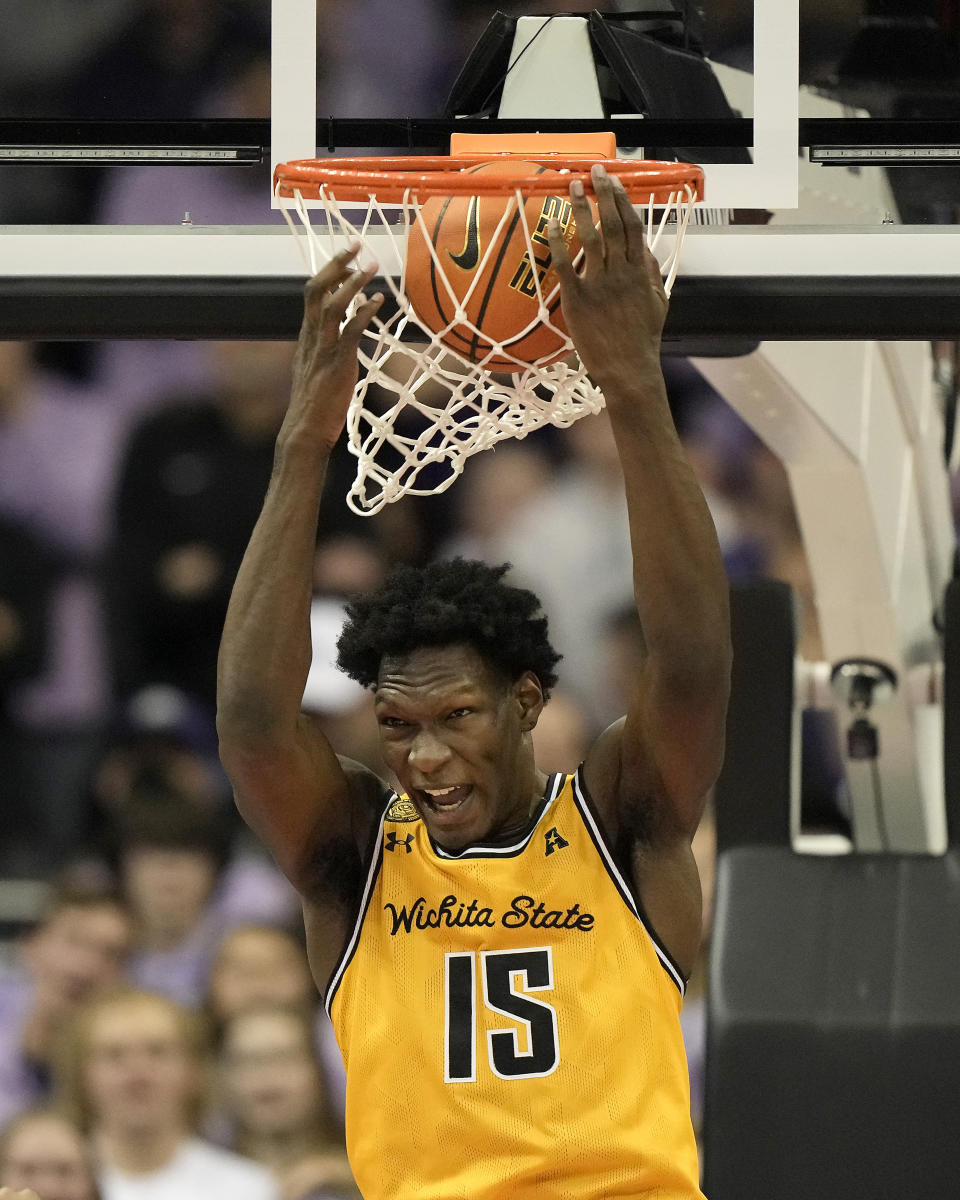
[
  {"x1": 571, "y1": 767, "x2": 686, "y2": 997},
  {"x1": 429, "y1": 772, "x2": 564, "y2": 860},
  {"x1": 324, "y1": 800, "x2": 388, "y2": 1015}
]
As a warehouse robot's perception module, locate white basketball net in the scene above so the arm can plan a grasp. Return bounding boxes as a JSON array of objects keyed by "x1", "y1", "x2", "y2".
[{"x1": 278, "y1": 178, "x2": 697, "y2": 516}]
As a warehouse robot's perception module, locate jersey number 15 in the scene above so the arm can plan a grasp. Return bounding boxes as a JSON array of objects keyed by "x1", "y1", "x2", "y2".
[{"x1": 444, "y1": 947, "x2": 559, "y2": 1082}]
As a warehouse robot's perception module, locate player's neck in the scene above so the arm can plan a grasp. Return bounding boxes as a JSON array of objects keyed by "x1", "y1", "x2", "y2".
[{"x1": 488, "y1": 766, "x2": 550, "y2": 843}]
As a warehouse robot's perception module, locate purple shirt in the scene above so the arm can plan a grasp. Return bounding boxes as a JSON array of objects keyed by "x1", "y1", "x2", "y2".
[
  {"x1": 0, "y1": 969, "x2": 48, "y2": 1126},
  {"x1": 127, "y1": 854, "x2": 300, "y2": 1009},
  {"x1": 0, "y1": 371, "x2": 131, "y2": 727}
]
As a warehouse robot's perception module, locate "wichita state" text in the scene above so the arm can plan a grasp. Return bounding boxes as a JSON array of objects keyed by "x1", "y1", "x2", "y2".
[{"x1": 383, "y1": 893, "x2": 595, "y2": 936}]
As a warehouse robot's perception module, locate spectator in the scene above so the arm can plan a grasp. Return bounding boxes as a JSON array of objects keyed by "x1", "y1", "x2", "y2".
[
  {"x1": 0, "y1": 1109, "x2": 101, "y2": 1200},
  {"x1": 205, "y1": 929, "x2": 314, "y2": 1027},
  {"x1": 668, "y1": 371, "x2": 764, "y2": 579},
  {"x1": 90, "y1": 686, "x2": 231, "y2": 829},
  {"x1": 0, "y1": 518, "x2": 54, "y2": 698},
  {"x1": 215, "y1": 1006, "x2": 351, "y2": 1198},
  {"x1": 110, "y1": 789, "x2": 231, "y2": 999},
  {"x1": 277, "y1": 1159, "x2": 361, "y2": 1200},
  {"x1": 0, "y1": 885, "x2": 133, "y2": 1127},
  {"x1": 65, "y1": 0, "x2": 269, "y2": 123},
  {"x1": 106, "y1": 789, "x2": 294, "y2": 1010},
  {"x1": 78, "y1": 688, "x2": 298, "y2": 959},
  {"x1": 205, "y1": 929, "x2": 345, "y2": 1126},
  {"x1": 107, "y1": 341, "x2": 295, "y2": 713},
  {"x1": 56, "y1": 989, "x2": 275, "y2": 1200},
  {"x1": 301, "y1": 593, "x2": 379, "y2": 780},
  {"x1": 437, "y1": 441, "x2": 555, "y2": 566},
  {"x1": 0, "y1": 342, "x2": 134, "y2": 869},
  {"x1": 457, "y1": 411, "x2": 637, "y2": 726},
  {"x1": 0, "y1": 515, "x2": 56, "y2": 873}
]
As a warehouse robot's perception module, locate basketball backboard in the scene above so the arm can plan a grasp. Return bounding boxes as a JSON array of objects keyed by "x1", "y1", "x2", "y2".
[{"x1": 0, "y1": 0, "x2": 959, "y2": 339}]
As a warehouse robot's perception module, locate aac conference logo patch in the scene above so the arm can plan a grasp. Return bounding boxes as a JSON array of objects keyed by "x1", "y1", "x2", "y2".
[{"x1": 387, "y1": 797, "x2": 420, "y2": 823}]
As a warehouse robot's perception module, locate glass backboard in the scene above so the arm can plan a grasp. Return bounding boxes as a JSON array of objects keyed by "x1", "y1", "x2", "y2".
[{"x1": 0, "y1": 0, "x2": 958, "y2": 341}]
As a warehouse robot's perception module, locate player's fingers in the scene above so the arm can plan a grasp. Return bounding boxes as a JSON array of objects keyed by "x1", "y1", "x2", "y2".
[
  {"x1": 341, "y1": 291, "x2": 385, "y2": 343},
  {"x1": 611, "y1": 174, "x2": 647, "y2": 262},
  {"x1": 322, "y1": 263, "x2": 379, "y2": 329},
  {"x1": 607, "y1": 180, "x2": 667, "y2": 297},
  {"x1": 301, "y1": 246, "x2": 364, "y2": 336},
  {"x1": 546, "y1": 212, "x2": 579, "y2": 288},
  {"x1": 591, "y1": 163, "x2": 625, "y2": 261},
  {"x1": 304, "y1": 244, "x2": 363, "y2": 306},
  {"x1": 567, "y1": 177, "x2": 601, "y2": 274}
]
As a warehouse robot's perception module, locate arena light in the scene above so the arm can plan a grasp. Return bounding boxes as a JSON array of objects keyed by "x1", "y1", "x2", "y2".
[
  {"x1": 810, "y1": 144, "x2": 960, "y2": 165},
  {"x1": 0, "y1": 145, "x2": 261, "y2": 165}
]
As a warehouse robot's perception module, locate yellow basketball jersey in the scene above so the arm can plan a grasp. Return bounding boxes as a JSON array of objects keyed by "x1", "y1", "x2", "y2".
[{"x1": 327, "y1": 770, "x2": 704, "y2": 1200}]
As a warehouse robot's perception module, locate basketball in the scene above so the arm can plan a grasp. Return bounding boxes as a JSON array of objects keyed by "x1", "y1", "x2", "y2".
[{"x1": 403, "y1": 160, "x2": 591, "y2": 371}]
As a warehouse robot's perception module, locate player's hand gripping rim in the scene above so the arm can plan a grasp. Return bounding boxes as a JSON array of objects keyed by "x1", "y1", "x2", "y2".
[{"x1": 546, "y1": 163, "x2": 668, "y2": 387}]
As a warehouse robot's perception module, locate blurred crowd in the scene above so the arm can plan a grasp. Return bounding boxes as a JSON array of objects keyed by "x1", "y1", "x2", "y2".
[
  {"x1": 0, "y1": 0, "x2": 865, "y2": 1192},
  {"x1": 0, "y1": 879, "x2": 357, "y2": 1200}
]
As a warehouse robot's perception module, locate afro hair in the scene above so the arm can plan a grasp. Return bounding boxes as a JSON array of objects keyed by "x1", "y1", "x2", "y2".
[{"x1": 336, "y1": 558, "x2": 560, "y2": 699}]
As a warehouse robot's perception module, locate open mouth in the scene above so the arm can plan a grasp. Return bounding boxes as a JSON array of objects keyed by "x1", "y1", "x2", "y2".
[{"x1": 418, "y1": 785, "x2": 473, "y2": 820}]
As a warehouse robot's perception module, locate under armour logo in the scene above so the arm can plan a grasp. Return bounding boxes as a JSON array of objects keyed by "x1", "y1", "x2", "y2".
[
  {"x1": 386, "y1": 832, "x2": 414, "y2": 854},
  {"x1": 544, "y1": 827, "x2": 569, "y2": 856}
]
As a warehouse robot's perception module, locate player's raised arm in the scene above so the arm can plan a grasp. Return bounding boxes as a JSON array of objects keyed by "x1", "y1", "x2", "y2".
[
  {"x1": 216, "y1": 247, "x2": 384, "y2": 892},
  {"x1": 548, "y1": 165, "x2": 731, "y2": 965}
]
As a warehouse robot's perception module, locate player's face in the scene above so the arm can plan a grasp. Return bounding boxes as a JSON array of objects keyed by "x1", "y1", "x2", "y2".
[{"x1": 375, "y1": 643, "x2": 543, "y2": 850}]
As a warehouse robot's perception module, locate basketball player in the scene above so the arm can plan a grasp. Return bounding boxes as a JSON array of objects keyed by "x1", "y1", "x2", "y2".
[{"x1": 217, "y1": 164, "x2": 731, "y2": 1198}]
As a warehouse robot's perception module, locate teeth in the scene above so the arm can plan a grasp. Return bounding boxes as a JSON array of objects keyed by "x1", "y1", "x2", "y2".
[{"x1": 421, "y1": 785, "x2": 468, "y2": 814}]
